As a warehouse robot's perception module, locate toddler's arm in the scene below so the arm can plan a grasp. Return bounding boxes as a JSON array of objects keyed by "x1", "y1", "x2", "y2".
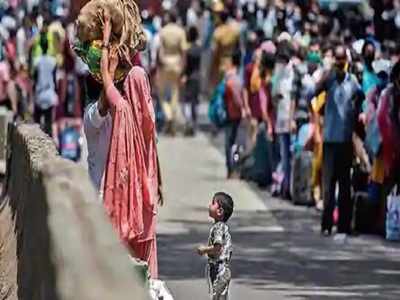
[{"x1": 197, "y1": 244, "x2": 222, "y2": 257}]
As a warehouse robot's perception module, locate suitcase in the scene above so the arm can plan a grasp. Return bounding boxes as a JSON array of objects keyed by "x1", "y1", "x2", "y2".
[
  {"x1": 230, "y1": 119, "x2": 257, "y2": 173},
  {"x1": 290, "y1": 150, "x2": 314, "y2": 205},
  {"x1": 240, "y1": 123, "x2": 273, "y2": 187},
  {"x1": 354, "y1": 191, "x2": 379, "y2": 234}
]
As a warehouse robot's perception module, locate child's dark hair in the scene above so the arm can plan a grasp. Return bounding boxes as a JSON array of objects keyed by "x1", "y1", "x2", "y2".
[{"x1": 214, "y1": 192, "x2": 234, "y2": 222}]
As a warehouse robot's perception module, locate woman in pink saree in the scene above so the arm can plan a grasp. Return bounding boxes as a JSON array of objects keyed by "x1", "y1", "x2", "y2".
[{"x1": 100, "y1": 15, "x2": 161, "y2": 278}]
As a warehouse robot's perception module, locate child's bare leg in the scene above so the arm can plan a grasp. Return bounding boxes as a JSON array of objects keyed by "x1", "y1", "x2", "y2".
[{"x1": 211, "y1": 268, "x2": 231, "y2": 300}]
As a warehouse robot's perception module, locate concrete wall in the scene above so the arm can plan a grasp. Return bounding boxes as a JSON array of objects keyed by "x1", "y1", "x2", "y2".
[
  {"x1": 2, "y1": 123, "x2": 149, "y2": 300},
  {"x1": 0, "y1": 108, "x2": 13, "y2": 173}
]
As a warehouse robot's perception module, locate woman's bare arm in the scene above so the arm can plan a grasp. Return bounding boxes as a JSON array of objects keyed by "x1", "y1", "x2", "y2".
[{"x1": 100, "y1": 12, "x2": 121, "y2": 109}]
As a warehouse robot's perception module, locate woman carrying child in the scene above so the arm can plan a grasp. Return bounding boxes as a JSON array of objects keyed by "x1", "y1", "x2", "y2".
[{"x1": 100, "y1": 12, "x2": 162, "y2": 279}]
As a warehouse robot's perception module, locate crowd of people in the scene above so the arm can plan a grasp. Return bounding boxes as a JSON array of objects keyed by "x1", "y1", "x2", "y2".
[
  {"x1": 141, "y1": 0, "x2": 400, "y2": 239},
  {"x1": 1, "y1": 0, "x2": 400, "y2": 243},
  {"x1": 0, "y1": 0, "x2": 87, "y2": 160}
]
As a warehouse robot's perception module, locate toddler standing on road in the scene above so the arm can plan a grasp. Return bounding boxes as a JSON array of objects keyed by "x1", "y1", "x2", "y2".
[{"x1": 197, "y1": 192, "x2": 234, "y2": 300}]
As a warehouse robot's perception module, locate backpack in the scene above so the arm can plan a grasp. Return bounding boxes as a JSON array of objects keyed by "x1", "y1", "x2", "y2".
[
  {"x1": 208, "y1": 79, "x2": 227, "y2": 128},
  {"x1": 59, "y1": 126, "x2": 81, "y2": 161},
  {"x1": 290, "y1": 150, "x2": 314, "y2": 206}
]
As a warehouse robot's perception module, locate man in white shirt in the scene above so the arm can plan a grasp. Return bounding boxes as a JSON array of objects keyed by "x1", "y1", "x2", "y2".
[
  {"x1": 16, "y1": 17, "x2": 29, "y2": 68},
  {"x1": 33, "y1": 38, "x2": 58, "y2": 136},
  {"x1": 83, "y1": 91, "x2": 112, "y2": 194},
  {"x1": 272, "y1": 46, "x2": 296, "y2": 199}
]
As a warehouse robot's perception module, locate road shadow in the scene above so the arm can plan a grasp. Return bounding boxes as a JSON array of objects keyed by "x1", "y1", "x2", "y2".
[
  {"x1": 159, "y1": 206, "x2": 400, "y2": 299},
  {"x1": 158, "y1": 128, "x2": 400, "y2": 299}
]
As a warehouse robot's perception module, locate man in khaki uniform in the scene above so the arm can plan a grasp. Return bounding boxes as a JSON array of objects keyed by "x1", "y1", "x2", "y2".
[
  {"x1": 157, "y1": 11, "x2": 187, "y2": 135},
  {"x1": 209, "y1": 7, "x2": 240, "y2": 89}
]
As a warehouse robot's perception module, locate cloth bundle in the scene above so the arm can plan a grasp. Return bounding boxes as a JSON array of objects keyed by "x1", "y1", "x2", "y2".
[{"x1": 74, "y1": 0, "x2": 146, "y2": 82}]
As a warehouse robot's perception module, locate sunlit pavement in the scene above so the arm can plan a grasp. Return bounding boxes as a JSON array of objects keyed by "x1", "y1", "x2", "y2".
[{"x1": 157, "y1": 130, "x2": 400, "y2": 300}]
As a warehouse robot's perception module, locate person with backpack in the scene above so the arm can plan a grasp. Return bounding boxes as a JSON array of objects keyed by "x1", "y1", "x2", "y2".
[
  {"x1": 33, "y1": 35, "x2": 58, "y2": 137},
  {"x1": 224, "y1": 50, "x2": 248, "y2": 179}
]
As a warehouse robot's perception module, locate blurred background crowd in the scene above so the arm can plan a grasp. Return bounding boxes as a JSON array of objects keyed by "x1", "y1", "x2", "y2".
[{"x1": 0, "y1": 0, "x2": 399, "y2": 237}]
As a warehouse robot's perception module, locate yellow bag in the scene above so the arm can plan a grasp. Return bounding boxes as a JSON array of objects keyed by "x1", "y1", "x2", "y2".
[{"x1": 311, "y1": 91, "x2": 326, "y2": 114}]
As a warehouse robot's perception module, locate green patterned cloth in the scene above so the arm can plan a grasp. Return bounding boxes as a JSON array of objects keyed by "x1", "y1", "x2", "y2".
[
  {"x1": 74, "y1": 40, "x2": 103, "y2": 81},
  {"x1": 74, "y1": 39, "x2": 129, "y2": 82}
]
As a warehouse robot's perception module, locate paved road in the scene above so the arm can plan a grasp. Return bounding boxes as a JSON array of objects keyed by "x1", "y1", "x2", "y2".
[{"x1": 157, "y1": 132, "x2": 400, "y2": 300}]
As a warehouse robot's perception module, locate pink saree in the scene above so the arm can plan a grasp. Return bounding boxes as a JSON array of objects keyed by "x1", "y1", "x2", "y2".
[{"x1": 103, "y1": 66, "x2": 160, "y2": 278}]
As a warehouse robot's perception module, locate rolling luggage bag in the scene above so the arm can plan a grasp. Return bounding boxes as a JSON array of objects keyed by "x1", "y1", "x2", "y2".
[
  {"x1": 290, "y1": 150, "x2": 314, "y2": 205},
  {"x1": 241, "y1": 123, "x2": 273, "y2": 187}
]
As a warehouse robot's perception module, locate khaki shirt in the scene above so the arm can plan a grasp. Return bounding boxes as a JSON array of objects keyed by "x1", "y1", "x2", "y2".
[
  {"x1": 158, "y1": 23, "x2": 187, "y2": 74},
  {"x1": 210, "y1": 21, "x2": 240, "y2": 84}
]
